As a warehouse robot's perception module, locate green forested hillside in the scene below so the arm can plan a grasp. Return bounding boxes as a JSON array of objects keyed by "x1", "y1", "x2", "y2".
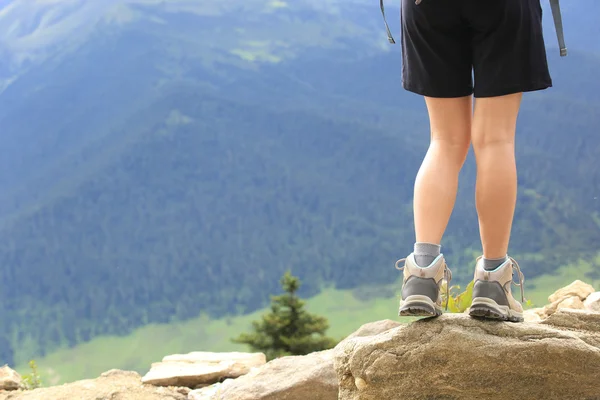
[{"x1": 1, "y1": 0, "x2": 599, "y2": 368}]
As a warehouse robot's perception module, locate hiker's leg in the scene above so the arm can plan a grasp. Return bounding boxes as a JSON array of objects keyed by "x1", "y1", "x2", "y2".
[
  {"x1": 414, "y1": 96, "x2": 472, "y2": 247},
  {"x1": 465, "y1": 1, "x2": 551, "y2": 322},
  {"x1": 399, "y1": 0, "x2": 473, "y2": 267},
  {"x1": 396, "y1": 0, "x2": 467, "y2": 318},
  {"x1": 400, "y1": 98, "x2": 469, "y2": 317},
  {"x1": 470, "y1": 101, "x2": 526, "y2": 322},
  {"x1": 471, "y1": 93, "x2": 522, "y2": 259}
]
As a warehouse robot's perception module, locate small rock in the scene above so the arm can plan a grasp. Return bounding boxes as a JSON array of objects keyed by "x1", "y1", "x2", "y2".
[
  {"x1": 354, "y1": 377, "x2": 367, "y2": 391},
  {"x1": 530, "y1": 307, "x2": 547, "y2": 317},
  {"x1": 523, "y1": 309, "x2": 542, "y2": 322},
  {"x1": 172, "y1": 386, "x2": 190, "y2": 396},
  {"x1": 188, "y1": 382, "x2": 223, "y2": 400},
  {"x1": 543, "y1": 298, "x2": 563, "y2": 316},
  {"x1": 142, "y1": 352, "x2": 266, "y2": 388},
  {"x1": 100, "y1": 369, "x2": 141, "y2": 379},
  {"x1": 556, "y1": 296, "x2": 584, "y2": 311},
  {"x1": 0, "y1": 365, "x2": 22, "y2": 391},
  {"x1": 584, "y1": 292, "x2": 600, "y2": 312},
  {"x1": 548, "y1": 280, "x2": 595, "y2": 304}
]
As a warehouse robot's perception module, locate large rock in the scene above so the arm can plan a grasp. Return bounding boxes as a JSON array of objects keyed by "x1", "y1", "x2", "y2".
[
  {"x1": 584, "y1": 291, "x2": 600, "y2": 312},
  {"x1": 142, "y1": 352, "x2": 266, "y2": 388},
  {"x1": 548, "y1": 279, "x2": 595, "y2": 303},
  {"x1": 0, "y1": 366, "x2": 22, "y2": 391},
  {"x1": 189, "y1": 319, "x2": 402, "y2": 400},
  {"x1": 0, "y1": 370, "x2": 187, "y2": 400},
  {"x1": 334, "y1": 313, "x2": 600, "y2": 400}
]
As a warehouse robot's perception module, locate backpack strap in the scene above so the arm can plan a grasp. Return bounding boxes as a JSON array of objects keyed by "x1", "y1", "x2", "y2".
[
  {"x1": 380, "y1": 0, "x2": 423, "y2": 44},
  {"x1": 549, "y1": 0, "x2": 567, "y2": 56},
  {"x1": 381, "y1": 0, "x2": 566, "y2": 57},
  {"x1": 380, "y1": 0, "x2": 396, "y2": 44}
]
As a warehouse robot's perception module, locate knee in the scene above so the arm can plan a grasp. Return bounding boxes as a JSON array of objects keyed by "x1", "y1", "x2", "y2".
[
  {"x1": 471, "y1": 128, "x2": 515, "y2": 151},
  {"x1": 429, "y1": 136, "x2": 471, "y2": 163}
]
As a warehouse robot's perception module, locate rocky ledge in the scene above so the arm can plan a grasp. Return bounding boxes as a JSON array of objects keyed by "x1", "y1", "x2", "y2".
[{"x1": 1, "y1": 280, "x2": 599, "y2": 400}]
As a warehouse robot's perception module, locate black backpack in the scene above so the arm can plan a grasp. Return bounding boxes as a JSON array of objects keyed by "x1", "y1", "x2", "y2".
[{"x1": 380, "y1": 0, "x2": 567, "y2": 57}]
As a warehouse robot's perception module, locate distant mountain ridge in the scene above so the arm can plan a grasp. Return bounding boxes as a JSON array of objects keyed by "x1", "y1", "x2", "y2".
[{"x1": 0, "y1": 0, "x2": 384, "y2": 84}]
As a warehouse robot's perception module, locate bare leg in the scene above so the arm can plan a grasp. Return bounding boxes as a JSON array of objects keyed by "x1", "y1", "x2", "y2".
[
  {"x1": 471, "y1": 93, "x2": 523, "y2": 259},
  {"x1": 413, "y1": 96, "x2": 472, "y2": 245},
  {"x1": 399, "y1": 96, "x2": 471, "y2": 316}
]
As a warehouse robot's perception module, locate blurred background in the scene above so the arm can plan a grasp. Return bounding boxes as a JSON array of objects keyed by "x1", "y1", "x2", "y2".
[{"x1": 0, "y1": 0, "x2": 599, "y2": 385}]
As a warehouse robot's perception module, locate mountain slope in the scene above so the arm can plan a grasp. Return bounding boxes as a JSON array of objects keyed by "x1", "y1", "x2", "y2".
[{"x1": 0, "y1": 0, "x2": 387, "y2": 213}]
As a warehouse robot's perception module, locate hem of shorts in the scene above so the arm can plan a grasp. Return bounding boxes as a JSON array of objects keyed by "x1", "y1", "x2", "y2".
[
  {"x1": 402, "y1": 82, "x2": 474, "y2": 98},
  {"x1": 474, "y1": 81, "x2": 553, "y2": 98}
]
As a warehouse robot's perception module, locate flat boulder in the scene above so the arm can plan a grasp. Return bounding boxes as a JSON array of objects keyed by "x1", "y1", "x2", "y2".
[{"x1": 142, "y1": 352, "x2": 266, "y2": 388}]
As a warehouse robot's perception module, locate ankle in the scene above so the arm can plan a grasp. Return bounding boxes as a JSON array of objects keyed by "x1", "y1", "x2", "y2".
[
  {"x1": 482, "y1": 255, "x2": 508, "y2": 271},
  {"x1": 414, "y1": 242, "x2": 441, "y2": 267}
]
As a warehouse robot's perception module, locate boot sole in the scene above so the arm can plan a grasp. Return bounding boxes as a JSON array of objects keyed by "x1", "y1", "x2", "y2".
[
  {"x1": 469, "y1": 297, "x2": 524, "y2": 323},
  {"x1": 399, "y1": 295, "x2": 442, "y2": 317}
]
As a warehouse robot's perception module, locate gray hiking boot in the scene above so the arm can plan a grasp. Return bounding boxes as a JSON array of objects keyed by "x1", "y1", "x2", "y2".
[
  {"x1": 396, "y1": 254, "x2": 452, "y2": 317},
  {"x1": 468, "y1": 256, "x2": 525, "y2": 322}
]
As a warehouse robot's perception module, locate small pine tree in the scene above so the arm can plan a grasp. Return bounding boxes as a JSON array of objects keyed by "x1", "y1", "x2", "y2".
[{"x1": 232, "y1": 270, "x2": 338, "y2": 360}]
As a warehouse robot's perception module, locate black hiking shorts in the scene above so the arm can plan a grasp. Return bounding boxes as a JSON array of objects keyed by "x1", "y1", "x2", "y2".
[{"x1": 401, "y1": 0, "x2": 553, "y2": 98}]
